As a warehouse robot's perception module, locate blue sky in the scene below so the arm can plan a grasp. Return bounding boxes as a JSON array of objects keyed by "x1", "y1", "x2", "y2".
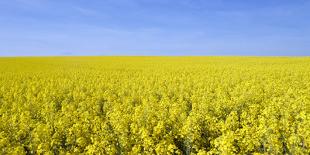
[{"x1": 0, "y1": 0, "x2": 310, "y2": 56}]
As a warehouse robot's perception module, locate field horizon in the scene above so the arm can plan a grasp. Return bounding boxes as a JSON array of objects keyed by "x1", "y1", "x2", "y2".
[{"x1": 1, "y1": 55, "x2": 310, "y2": 58}]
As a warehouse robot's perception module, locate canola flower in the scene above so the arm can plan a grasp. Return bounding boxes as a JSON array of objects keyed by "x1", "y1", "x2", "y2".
[{"x1": 0, "y1": 56, "x2": 309, "y2": 154}]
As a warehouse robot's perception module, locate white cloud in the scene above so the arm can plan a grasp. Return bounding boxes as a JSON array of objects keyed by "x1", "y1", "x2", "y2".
[{"x1": 72, "y1": 6, "x2": 99, "y2": 16}]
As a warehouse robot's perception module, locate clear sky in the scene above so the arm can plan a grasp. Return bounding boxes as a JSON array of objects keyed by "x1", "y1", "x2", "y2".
[{"x1": 0, "y1": 0, "x2": 310, "y2": 56}]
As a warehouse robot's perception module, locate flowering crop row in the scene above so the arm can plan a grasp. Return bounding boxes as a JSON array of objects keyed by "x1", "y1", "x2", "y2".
[{"x1": 0, "y1": 57, "x2": 309, "y2": 154}]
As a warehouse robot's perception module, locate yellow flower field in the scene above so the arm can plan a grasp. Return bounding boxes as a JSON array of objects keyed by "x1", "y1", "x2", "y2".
[{"x1": 0, "y1": 56, "x2": 309, "y2": 154}]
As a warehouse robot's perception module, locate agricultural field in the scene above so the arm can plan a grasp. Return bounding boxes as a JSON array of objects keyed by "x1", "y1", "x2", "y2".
[{"x1": 0, "y1": 56, "x2": 309, "y2": 154}]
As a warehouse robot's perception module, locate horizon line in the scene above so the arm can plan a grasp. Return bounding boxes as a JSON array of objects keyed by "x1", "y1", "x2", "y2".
[{"x1": 1, "y1": 55, "x2": 310, "y2": 58}]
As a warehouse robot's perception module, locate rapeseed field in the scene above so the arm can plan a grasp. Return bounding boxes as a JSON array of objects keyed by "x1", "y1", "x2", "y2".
[{"x1": 0, "y1": 56, "x2": 309, "y2": 154}]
